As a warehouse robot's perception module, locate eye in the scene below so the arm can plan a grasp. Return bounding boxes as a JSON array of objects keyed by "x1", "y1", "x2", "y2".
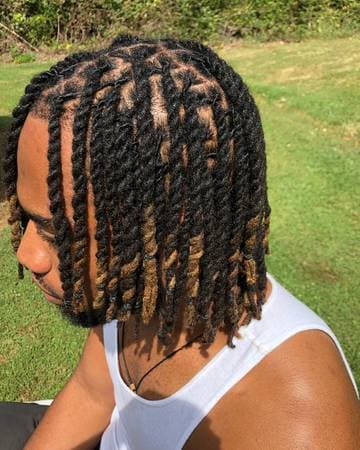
[
  {"x1": 20, "y1": 214, "x2": 29, "y2": 232},
  {"x1": 36, "y1": 227, "x2": 57, "y2": 247},
  {"x1": 19, "y1": 211, "x2": 57, "y2": 247}
]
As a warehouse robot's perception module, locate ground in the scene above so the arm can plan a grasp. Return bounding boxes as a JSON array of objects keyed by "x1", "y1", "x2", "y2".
[{"x1": 0, "y1": 35, "x2": 359, "y2": 400}]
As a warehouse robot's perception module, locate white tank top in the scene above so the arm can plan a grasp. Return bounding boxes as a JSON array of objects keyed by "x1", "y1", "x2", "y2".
[{"x1": 100, "y1": 273, "x2": 359, "y2": 450}]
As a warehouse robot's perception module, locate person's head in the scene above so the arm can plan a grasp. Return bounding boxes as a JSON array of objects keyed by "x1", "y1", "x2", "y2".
[{"x1": 4, "y1": 35, "x2": 270, "y2": 347}]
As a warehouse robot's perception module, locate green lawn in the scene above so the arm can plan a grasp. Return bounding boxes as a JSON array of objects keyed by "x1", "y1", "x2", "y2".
[{"x1": 0, "y1": 36, "x2": 359, "y2": 400}]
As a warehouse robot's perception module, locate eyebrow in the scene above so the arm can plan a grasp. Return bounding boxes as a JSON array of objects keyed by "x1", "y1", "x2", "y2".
[
  {"x1": 18, "y1": 201, "x2": 54, "y2": 232},
  {"x1": 26, "y1": 210, "x2": 54, "y2": 230}
]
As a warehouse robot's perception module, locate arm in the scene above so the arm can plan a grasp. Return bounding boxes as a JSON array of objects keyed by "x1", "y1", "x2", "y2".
[
  {"x1": 24, "y1": 325, "x2": 115, "y2": 450},
  {"x1": 186, "y1": 330, "x2": 360, "y2": 449},
  {"x1": 246, "y1": 330, "x2": 360, "y2": 449}
]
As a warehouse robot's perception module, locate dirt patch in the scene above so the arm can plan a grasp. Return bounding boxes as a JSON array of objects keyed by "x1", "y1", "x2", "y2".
[
  {"x1": 0, "y1": 117, "x2": 11, "y2": 203},
  {"x1": 301, "y1": 258, "x2": 340, "y2": 284},
  {"x1": 0, "y1": 201, "x2": 9, "y2": 229}
]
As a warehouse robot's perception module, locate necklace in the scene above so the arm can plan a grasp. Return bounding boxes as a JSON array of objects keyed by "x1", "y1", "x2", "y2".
[{"x1": 119, "y1": 321, "x2": 203, "y2": 394}]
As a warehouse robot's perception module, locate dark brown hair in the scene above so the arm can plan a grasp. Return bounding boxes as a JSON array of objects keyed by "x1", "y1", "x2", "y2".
[{"x1": 4, "y1": 35, "x2": 271, "y2": 347}]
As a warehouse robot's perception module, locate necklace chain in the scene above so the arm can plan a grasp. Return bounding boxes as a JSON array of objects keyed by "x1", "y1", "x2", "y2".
[{"x1": 119, "y1": 322, "x2": 202, "y2": 394}]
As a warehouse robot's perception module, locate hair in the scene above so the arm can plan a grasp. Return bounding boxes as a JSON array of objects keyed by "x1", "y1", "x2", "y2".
[{"x1": 4, "y1": 35, "x2": 271, "y2": 347}]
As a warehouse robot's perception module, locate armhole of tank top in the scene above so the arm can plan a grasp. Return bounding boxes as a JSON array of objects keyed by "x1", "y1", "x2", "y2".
[
  {"x1": 263, "y1": 275, "x2": 358, "y2": 399},
  {"x1": 318, "y1": 326, "x2": 359, "y2": 400},
  {"x1": 177, "y1": 323, "x2": 359, "y2": 448},
  {"x1": 267, "y1": 324, "x2": 359, "y2": 400}
]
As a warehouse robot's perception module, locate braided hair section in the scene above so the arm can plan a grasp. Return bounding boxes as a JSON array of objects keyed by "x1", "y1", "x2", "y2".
[
  {"x1": 4, "y1": 36, "x2": 271, "y2": 348},
  {"x1": 4, "y1": 51, "x2": 99, "y2": 280},
  {"x1": 167, "y1": 39, "x2": 271, "y2": 339}
]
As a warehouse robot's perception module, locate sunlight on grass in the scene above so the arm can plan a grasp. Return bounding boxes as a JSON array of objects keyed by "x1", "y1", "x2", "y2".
[
  {"x1": 0, "y1": 228, "x2": 87, "y2": 400},
  {"x1": 0, "y1": 36, "x2": 359, "y2": 399}
]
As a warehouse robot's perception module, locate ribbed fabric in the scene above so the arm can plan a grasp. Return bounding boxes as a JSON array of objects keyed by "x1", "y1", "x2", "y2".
[{"x1": 100, "y1": 273, "x2": 359, "y2": 450}]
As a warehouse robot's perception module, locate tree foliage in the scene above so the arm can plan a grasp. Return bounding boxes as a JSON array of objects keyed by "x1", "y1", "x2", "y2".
[{"x1": 0, "y1": 0, "x2": 359, "y2": 50}]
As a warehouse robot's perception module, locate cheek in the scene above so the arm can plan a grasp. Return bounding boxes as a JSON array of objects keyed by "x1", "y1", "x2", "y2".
[
  {"x1": 46, "y1": 246, "x2": 62, "y2": 289},
  {"x1": 51, "y1": 248, "x2": 61, "y2": 273}
]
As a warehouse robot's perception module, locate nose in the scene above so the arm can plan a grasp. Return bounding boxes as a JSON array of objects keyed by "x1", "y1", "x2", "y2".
[{"x1": 16, "y1": 221, "x2": 52, "y2": 275}]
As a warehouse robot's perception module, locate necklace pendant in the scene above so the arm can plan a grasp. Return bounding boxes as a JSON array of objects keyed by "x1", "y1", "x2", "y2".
[{"x1": 130, "y1": 383, "x2": 136, "y2": 392}]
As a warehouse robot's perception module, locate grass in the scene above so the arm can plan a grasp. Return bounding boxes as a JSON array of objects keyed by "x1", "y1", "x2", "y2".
[
  {"x1": 0, "y1": 35, "x2": 359, "y2": 400},
  {"x1": 0, "y1": 227, "x2": 87, "y2": 400},
  {"x1": 0, "y1": 61, "x2": 57, "y2": 200}
]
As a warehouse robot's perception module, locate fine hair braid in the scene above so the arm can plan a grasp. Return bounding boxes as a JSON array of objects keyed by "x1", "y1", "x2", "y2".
[
  {"x1": 241, "y1": 120, "x2": 267, "y2": 317},
  {"x1": 156, "y1": 56, "x2": 186, "y2": 340},
  {"x1": 112, "y1": 53, "x2": 148, "y2": 324},
  {"x1": 99, "y1": 87, "x2": 123, "y2": 322},
  {"x1": 234, "y1": 79, "x2": 268, "y2": 317},
  {"x1": 206, "y1": 90, "x2": 235, "y2": 345},
  {"x1": 173, "y1": 39, "x2": 270, "y2": 323},
  {"x1": 121, "y1": 95, "x2": 147, "y2": 340},
  {"x1": 242, "y1": 87, "x2": 270, "y2": 308},
  {"x1": 168, "y1": 77, "x2": 194, "y2": 338},
  {"x1": 131, "y1": 45, "x2": 161, "y2": 327},
  {"x1": 100, "y1": 75, "x2": 136, "y2": 322},
  {"x1": 255, "y1": 196, "x2": 271, "y2": 306},
  {"x1": 227, "y1": 110, "x2": 252, "y2": 339},
  {"x1": 87, "y1": 92, "x2": 112, "y2": 318},
  {"x1": 47, "y1": 94, "x2": 76, "y2": 311},
  {"x1": 105, "y1": 38, "x2": 154, "y2": 336},
  {"x1": 152, "y1": 129, "x2": 171, "y2": 330},
  {"x1": 70, "y1": 60, "x2": 113, "y2": 314},
  {"x1": 113, "y1": 105, "x2": 143, "y2": 329},
  {"x1": 180, "y1": 82, "x2": 211, "y2": 334},
  {"x1": 178, "y1": 80, "x2": 222, "y2": 345}
]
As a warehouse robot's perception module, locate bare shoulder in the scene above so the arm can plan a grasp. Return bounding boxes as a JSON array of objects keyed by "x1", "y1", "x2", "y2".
[
  {"x1": 72, "y1": 325, "x2": 115, "y2": 409},
  {"x1": 185, "y1": 329, "x2": 360, "y2": 450},
  {"x1": 256, "y1": 329, "x2": 359, "y2": 404}
]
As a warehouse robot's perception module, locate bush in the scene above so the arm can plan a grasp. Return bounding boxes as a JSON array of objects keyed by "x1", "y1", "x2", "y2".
[
  {"x1": 12, "y1": 51, "x2": 36, "y2": 64},
  {"x1": 223, "y1": 0, "x2": 360, "y2": 40},
  {"x1": 0, "y1": 0, "x2": 359, "y2": 51}
]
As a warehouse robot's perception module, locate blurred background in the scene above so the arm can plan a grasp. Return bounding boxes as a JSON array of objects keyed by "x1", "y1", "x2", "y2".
[
  {"x1": 0, "y1": 1, "x2": 359, "y2": 400},
  {"x1": 0, "y1": 0, "x2": 359, "y2": 57}
]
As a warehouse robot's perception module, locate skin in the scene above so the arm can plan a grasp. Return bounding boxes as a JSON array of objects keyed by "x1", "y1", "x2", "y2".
[
  {"x1": 17, "y1": 113, "x2": 96, "y2": 313},
  {"x1": 17, "y1": 112, "x2": 272, "y2": 352},
  {"x1": 18, "y1": 113, "x2": 360, "y2": 449}
]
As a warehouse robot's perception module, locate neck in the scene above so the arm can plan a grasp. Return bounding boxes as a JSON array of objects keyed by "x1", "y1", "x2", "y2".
[{"x1": 122, "y1": 278, "x2": 273, "y2": 360}]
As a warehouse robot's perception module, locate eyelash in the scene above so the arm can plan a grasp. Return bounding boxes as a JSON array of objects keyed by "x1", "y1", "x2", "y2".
[
  {"x1": 20, "y1": 215, "x2": 29, "y2": 232},
  {"x1": 38, "y1": 230, "x2": 57, "y2": 246},
  {"x1": 20, "y1": 215, "x2": 57, "y2": 247}
]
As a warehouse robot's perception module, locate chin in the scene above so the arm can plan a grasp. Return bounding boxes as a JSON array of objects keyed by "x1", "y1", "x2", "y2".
[{"x1": 58, "y1": 302, "x2": 106, "y2": 328}]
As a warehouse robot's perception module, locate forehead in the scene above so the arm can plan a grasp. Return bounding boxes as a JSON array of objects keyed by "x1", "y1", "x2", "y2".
[{"x1": 16, "y1": 113, "x2": 74, "y2": 217}]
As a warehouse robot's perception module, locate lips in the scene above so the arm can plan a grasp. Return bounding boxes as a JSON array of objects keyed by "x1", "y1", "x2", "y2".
[
  {"x1": 31, "y1": 275, "x2": 61, "y2": 300},
  {"x1": 40, "y1": 287, "x2": 59, "y2": 299}
]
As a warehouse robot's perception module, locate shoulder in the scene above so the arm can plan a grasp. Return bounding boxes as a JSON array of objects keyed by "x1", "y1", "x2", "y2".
[
  {"x1": 265, "y1": 329, "x2": 359, "y2": 406},
  {"x1": 186, "y1": 329, "x2": 360, "y2": 450},
  {"x1": 72, "y1": 325, "x2": 115, "y2": 409}
]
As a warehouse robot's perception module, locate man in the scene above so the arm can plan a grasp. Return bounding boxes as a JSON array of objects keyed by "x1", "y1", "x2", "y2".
[{"x1": 2, "y1": 35, "x2": 359, "y2": 449}]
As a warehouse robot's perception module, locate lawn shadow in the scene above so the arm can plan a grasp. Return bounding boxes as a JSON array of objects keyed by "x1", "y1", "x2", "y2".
[{"x1": 0, "y1": 116, "x2": 11, "y2": 202}]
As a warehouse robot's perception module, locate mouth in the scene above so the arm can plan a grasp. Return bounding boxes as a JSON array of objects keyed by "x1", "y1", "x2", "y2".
[
  {"x1": 31, "y1": 276, "x2": 62, "y2": 301},
  {"x1": 42, "y1": 291, "x2": 62, "y2": 303}
]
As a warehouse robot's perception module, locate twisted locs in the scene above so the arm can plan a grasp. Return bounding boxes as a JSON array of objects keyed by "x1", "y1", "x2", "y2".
[{"x1": 4, "y1": 35, "x2": 271, "y2": 348}]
